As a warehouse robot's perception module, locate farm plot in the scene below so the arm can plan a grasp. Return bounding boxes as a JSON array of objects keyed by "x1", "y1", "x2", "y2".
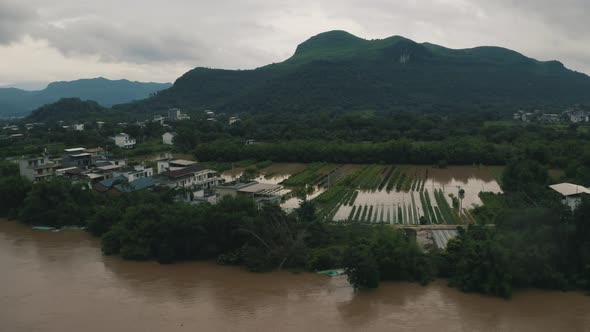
[{"x1": 326, "y1": 165, "x2": 502, "y2": 225}]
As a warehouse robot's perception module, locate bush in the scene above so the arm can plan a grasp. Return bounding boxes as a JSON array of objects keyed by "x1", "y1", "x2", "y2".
[
  {"x1": 344, "y1": 241, "x2": 380, "y2": 289},
  {"x1": 306, "y1": 246, "x2": 344, "y2": 271},
  {"x1": 217, "y1": 249, "x2": 243, "y2": 265}
]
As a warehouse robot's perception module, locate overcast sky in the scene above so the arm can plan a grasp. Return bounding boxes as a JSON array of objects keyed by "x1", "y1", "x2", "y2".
[{"x1": 1, "y1": 0, "x2": 589, "y2": 89}]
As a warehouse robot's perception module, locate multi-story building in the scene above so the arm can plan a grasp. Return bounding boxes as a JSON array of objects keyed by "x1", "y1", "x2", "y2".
[
  {"x1": 167, "y1": 108, "x2": 190, "y2": 121},
  {"x1": 18, "y1": 155, "x2": 62, "y2": 182},
  {"x1": 157, "y1": 159, "x2": 196, "y2": 174},
  {"x1": 113, "y1": 165, "x2": 153, "y2": 182},
  {"x1": 111, "y1": 133, "x2": 136, "y2": 149},
  {"x1": 158, "y1": 164, "x2": 221, "y2": 191}
]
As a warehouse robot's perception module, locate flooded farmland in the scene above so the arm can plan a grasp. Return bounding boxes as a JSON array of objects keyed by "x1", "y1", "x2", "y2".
[
  {"x1": 333, "y1": 166, "x2": 502, "y2": 223},
  {"x1": 221, "y1": 163, "x2": 502, "y2": 224}
]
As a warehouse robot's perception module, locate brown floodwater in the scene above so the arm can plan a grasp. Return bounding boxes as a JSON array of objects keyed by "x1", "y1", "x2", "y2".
[{"x1": 1, "y1": 221, "x2": 589, "y2": 332}]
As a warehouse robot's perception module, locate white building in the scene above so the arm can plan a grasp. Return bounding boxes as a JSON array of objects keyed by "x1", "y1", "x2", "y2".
[
  {"x1": 111, "y1": 133, "x2": 136, "y2": 149},
  {"x1": 549, "y1": 183, "x2": 590, "y2": 210},
  {"x1": 153, "y1": 115, "x2": 166, "y2": 125},
  {"x1": 18, "y1": 155, "x2": 62, "y2": 182},
  {"x1": 162, "y1": 132, "x2": 176, "y2": 145},
  {"x1": 114, "y1": 165, "x2": 153, "y2": 182},
  {"x1": 229, "y1": 116, "x2": 240, "y2": 125},
  {"x1": 158, "y1": 164, "x2": 221, "y2": 191},
  {"x1": 157, "y1": 159, "x2": 197, "y2": 174},
  {"x1": 168, "y1": 108, "x2": 190, "y2": 121},
  {"x1": 569, "y1": 112, "x2": 589, "y2": 123}
]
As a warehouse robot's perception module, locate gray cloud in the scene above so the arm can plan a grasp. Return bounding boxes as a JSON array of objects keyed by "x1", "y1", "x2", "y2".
[
  {"x1": 1, "y1": 0, "x2": 590, "y2": 86},
  {"x1": 38, "y1": 18, "x2": 209, "y2": 63},
  {"x1": 0, "y1": 0, "x2": 38, "y2": 43}
]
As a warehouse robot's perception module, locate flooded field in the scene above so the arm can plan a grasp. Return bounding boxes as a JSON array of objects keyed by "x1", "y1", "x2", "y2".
[
  {"x1": 331, "y1": 165, "x2": 501, "y2": 224},
  {"x1": 220, "y1": 163, "x2": 502, "y2": 224}
]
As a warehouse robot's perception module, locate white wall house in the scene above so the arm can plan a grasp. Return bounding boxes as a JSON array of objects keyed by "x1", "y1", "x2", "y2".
[
  {"x1": 157, "y1": 159, "x2": 196, "y2": 174},
  {"x1": 111, "y1": 133, "x2": 136, "y2": 149},
  {"x1": 159, "y1": 164, "x2": 221, "y2": 191},
  {"x1": 114, "y1": 165, "x2": 153, "y2": 182},
  {"x1": 229, "y1": 116, "x2": 240, "y2": 125},
  {"x1": 162, "y1": 132, "x2": 176, "y2": 145},
  {"x1": 168, "y1": 108, "x2": 190, "y2": 121},
  {"x1": 18, "y1": 155, "x2": 61, "y2": 182},
  {"x1": 549, "y1": 183, "x2": 590, "y2": 210}
]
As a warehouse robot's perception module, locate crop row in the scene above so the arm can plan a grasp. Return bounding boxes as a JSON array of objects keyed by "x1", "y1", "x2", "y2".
[
  {"x1": 282, "y1": 163, "x2": 329, "y2": 187},
  {"x1": 433, "y1": 189, "x2": 461, "y2": 224}
]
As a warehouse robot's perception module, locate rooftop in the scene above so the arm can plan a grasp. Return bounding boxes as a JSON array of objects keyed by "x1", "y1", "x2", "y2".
[
  {"x1": 70, "y1": 153, "x2": 91, "y2": 158},
  {"x1": 549, "y1": 183, "x2": 590, "y2": 197},
  {"x1": 97, "y1": 176, "x2": 157, "y2": 193},
  {"x1": 162, "y1": 164, "x2": 207, "y2": 179},
  {"x1": 85, "y1": 173, "x2": 104, "y2": 180},
  {"x1": 96, "y1": 164, "x2": 123, "y2": 171},
  {"x1": 237, "y1": 182, "x2": 282, "y2": 194},
  {"x1": 169, "y1": 159, "x2": 197, "y2": 166},
  {"x1": 64, "y1": 147, "x2": 85, "y2": 153},
  {"x1": 84, "y1": 147, "x2": 104, "y2": 153}
]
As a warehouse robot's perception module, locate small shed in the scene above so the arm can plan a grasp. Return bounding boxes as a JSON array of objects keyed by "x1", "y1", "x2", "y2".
[{"x1": 549, "y1": 183, "x2": 590, "y2": 210}]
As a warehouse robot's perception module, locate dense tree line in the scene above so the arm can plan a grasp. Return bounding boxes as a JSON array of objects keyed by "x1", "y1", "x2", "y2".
[{"x1": 167, "y1": 111, "x2": 590, "y2": 188}]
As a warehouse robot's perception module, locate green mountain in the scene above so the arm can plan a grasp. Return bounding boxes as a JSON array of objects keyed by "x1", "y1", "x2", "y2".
[
  {"x1": 26, "y1": 98, "x2": 122, "y2": 124},
  {"x1": 118, "y1": 30, "x2": 590, "y2": 115},
  {"x1": 0, "y1": 78, "x2": 171, "y2": 117}
]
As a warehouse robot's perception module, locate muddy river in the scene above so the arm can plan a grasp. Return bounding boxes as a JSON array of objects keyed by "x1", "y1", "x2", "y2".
[{"x1": 1, "y1": 221, "x2": 588, "y2": 332}]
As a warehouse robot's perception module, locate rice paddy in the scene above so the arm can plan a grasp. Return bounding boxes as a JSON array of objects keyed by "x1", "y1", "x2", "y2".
[
  {"x1": 330, "y1": 165, "x2": 502, "y2": 225},
  {"x1": 221, "y1": 163, "x2": 502, "y2": 225}
]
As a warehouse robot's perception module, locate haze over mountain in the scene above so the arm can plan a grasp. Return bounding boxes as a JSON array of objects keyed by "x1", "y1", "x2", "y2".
[
  {"x1": 119, "y1": 31, "x2": 590, "y2": 115},
  {"x1": 0, "y1": 78, "x2": 171, "y2": 117}
]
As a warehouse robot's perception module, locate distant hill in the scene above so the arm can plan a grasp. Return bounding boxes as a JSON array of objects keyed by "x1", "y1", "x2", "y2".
[
  {"x1": 0, "y1": 78, "x2": 171, "y2": 117},
  {"x1": 26, "y1": 98, "x2": 123, "y2": 124},
  {"x1": 117, "y1": 30, "x2": 590, "y2": 115}
]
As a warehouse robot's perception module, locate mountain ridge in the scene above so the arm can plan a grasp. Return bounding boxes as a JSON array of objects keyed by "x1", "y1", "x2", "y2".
[
  {"x1": 115, "y1": 30, "x2": 590, "y2": 116},
  {"x1": 0, "y1": 77, "x2": 171, "y2": 117}
]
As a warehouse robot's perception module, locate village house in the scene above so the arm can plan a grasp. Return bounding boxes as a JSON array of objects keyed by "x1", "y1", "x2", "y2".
[
  {"x1": 18, "y1": 155, "x2": 62, "y2": 182},
  {"x1": 568, "y1": 111, "x2": 589, "y2": 123},
  {"x1": 215, "y1": 180, "x2": 283, "y2": 207},
  {"x1": 168, "y1": 108, "x2": 190, "y2": 121},
  {"x1": 111, "y1": 133, "x2": 136, "y2": 149},
  {"x1": 62, "y1": 147, "x2": 92, "y2": 168},
  {"x1": 157, "y1": 159, "x2": 196, "y2": 173},
  {"x1": 162, "y1": 132, "x2": 176, "y2": 145},
  {"x1": 113, "y1": 165, "x2": 153, "y2": 182},
  {"x1": 93, "y1": 176, "x2": 157, "y2": 195},
  {"x1": 538, "y1": 114, "x2": 561, "y2": 123},
  {"x1": 153, "y1": 115, "x2": 166, "y2": 125},
  {"x1": 157, "y1": 164, "x2": 220, "y2": 191},
  {"x1": 549, "y1": 183, "x2": 590, "y2": 210},
  {"x1": 229, "y1": 116, "x2": 240, "y2": 125}
]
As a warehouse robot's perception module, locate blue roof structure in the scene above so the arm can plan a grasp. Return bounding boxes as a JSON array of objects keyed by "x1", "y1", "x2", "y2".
[{"x1": 98, "y1": 176, "x2": 157, "y2": 193}]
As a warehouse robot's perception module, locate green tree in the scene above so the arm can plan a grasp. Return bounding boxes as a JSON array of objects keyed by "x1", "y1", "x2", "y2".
[{"x1": 343, "y1": 240, "x2": 380, "y2": 289}]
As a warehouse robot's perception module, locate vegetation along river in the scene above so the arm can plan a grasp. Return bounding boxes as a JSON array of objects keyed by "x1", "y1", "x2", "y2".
[{"x1": 1, "y1": 220, "x2": 589, "y2": 332}]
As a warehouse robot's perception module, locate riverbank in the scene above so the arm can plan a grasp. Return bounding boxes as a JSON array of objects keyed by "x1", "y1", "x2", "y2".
[{"x1": 1, "y1": 219, "x2": 589, "y2": 332}]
